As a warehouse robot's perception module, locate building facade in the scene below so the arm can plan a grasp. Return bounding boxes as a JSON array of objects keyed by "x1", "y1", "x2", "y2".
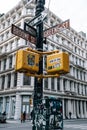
[{"x1": 0, "y1": 0, "x2": 87, "y2": 119}]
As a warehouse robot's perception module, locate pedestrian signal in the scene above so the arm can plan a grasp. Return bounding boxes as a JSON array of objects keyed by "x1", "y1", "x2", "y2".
[
  {"x1": 29, "y1": 98, "x2": 33, "y2": 105},
  {"x1": 15, "y1": 50, "x2": 39, "y2": 73},
  {"x1": 47, "y1": 52, "x2": 69, "y2": 74}
]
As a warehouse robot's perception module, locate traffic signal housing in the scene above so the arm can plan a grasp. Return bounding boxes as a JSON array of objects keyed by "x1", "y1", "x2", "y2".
[
  {"x1": 47, "y1": 52, "x2": 69, "y2": 74},
  {"x1": 29, "y1": 98, "x2": 33, "y2": 106},
  {"x1": 15, "y1": 50, "x2": 39, "y2": 73}
]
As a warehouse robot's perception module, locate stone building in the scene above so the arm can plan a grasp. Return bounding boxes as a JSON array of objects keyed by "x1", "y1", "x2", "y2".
[{"x1": 0, "y1": 0, "x2": 87, "y2": 119}]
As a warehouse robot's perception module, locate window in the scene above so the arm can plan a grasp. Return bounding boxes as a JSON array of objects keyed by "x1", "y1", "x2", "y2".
[
  {"x1": 10, "y1": 41, "x2": 14, "y2": 50},
  {"x1": 7, "y1": 74, "x2": 11, "y2": 88},
  {"x1": 77, "y1": 69, "x2": 79, "y2": 79},
  {"x1": 82, "y1": 101, "x2": 84, "y2": 114},
  {"x1": 7, "y1": 19, "x2": 10, "y2": 26},
  {"x1": 13, "y1": 16, "x2": 16, "y2": 22},
  {"x1": 2, "y1": 23, "x2": 5, "y2": 29},
  {"x1": 18, "y1": 11, "x2": 21, "y2": 17},
  {"x1": 6, "y1": 31, "x2": 9, "y2": 39},
  {"x1": 1, "y1": 75, "x2": 5, "y2": 90},
  {"x1": 84, "y1": 72, "x2": 86, "y2": 81},
  {"x1": 83, "y1": 61, "x2": 85, "y2": 67},
  {"x1": 57, "y1": 78, "x2": 60, "y2": 91},
  {"x1": 23, "y1": 75, "x2": 31, "y2": 85},
  {"x1": 51, "y1": 78, "x2": 55, "y2": 90},
  {"x1": 45, "y1": 17, "x2": 48, "y2": 23},
  {"x1": 70, "y1": 81, "x2": 72, "y2": 91},
  {"x1": 76, "y1": 57, "x2": 77, "y2": 64},
  {"x1": 85, "y1": 85, "x2": 87, "y2": 95},
  {"x1": 78, "y1": 101, "x2": 81, "y2": 114},
  {"x1": 14, "y1": 72, "x2": 17, "y2": 87},
  {"x1": 0, "y1": 47, "x2": 2, "y2": 54},
  {"x1": 1, "y1": 34, "x2": 4, "y2": 41},
  {"x1": 0, "y1": 61, "x2": 1, "y2": 71},
  {"x1": 63, "y1": 78, "x2": 67, "y2": 91},
  {"x1": 50, "y1": 20, "x2": 54, "y2": 26},
  {"x1": 81, "y1": 85, "x2": 83, "y2": 95},
  {"x1": 77, "y1": 83, "x2": 80, "y2": 94},
  {"x1": 75, "y1": 46, "x2": 77, "y2": 52},
  {"x1": 44, "y1": 78, "x2": 48, "y2": 89},
  {"x1": 9, "y1": 56, "x2": 12, "y2": 68},
  {"x1": 3, "y1": 59, "x2": 6, "y2": 70},
  {"x1": 16, "y1": 39, "x2": 20, "y2": 47},
  {"x1": 5, "y1": 44, "x2": 8, "y2": 52},
  {"x1": 80, "y1": 71, "x2": 82, "y2": 80}
]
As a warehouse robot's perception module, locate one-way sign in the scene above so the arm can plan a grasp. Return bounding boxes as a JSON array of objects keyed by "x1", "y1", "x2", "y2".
[
  {"x1": 24, "y1": 22, "x2": 37, "y2": 37},
  {"x1": 28, "y1": 11, "x2": 47, "y2": 26}
]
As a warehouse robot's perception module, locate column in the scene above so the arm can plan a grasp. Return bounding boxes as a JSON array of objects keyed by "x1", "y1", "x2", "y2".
[
  {"x1": 79, "y1": 84, "x2": 82, "y2": 95},
  {"x1": 66, "y1": 99, "x2": 70, "y2": 118},
  {"x1": 8, "y1": 97, "x2": 12, "y2": 118},
  {"x1": 78, "y1": 71, "x2": 80, "y2": 80},
  {"x1": 85, "y1": 72, "x2": 87, "y2": 82},
  {"x1": 60, "y1": 78, "x2": 64, "y2": 93},
  {"x1": 73, "y1": 100, "x2": 76, "y2": 118},
  {"x1": 76, "y1": 100, "x2": 79, "y2": 118},
  {"x1": 10, "y1": 73, "x2": 14, "y2": 88},
  {"x1": 71, "y1": 82, "x2": 74, "y2": 92},
  {"x1": 3, "y1": 97, "x2": 6, "y2": 113},
  {"x1": 74, "y1": 68, "x2": 77, "y2": 79},
  {"x1": 83, "y1": 85, "x2": 85, "y2": 95},
  {"x1": 1, "y1": 60, "x2": 4, "y2": 71},
  {"x1": 71, "y1": 66, "x2": 73, "y2": 76},
  {"x1": 14, "y1": 93, "x2": 21, "y2": 119},
  {"x1": 17, "y1": 73, "x2": 23, "y2": 88},
  {"x1": 62, "y1": 99, "x2": 65, "y2": 119},
  {"x1": 75, "y1": 83, "x2": 78, "y2": 94},
  {"x1": 6, "y1": 58, "x2": 9, "y2": 70},
  {"x1": 12, "y1": 54, "x2": 15, "y2": 68},
  {"x1": 84, "y1": 101, "x2": 87, "y2": 118},
  {"x1": 54, "y1": 78, "x2": 57, "y2": 91},
  {"x1": 48, "y1": 78, "x2": 51, "y2": 90},
  {"x1": 80, "y1": 101, "x2": 83, "y2": 118},
  {"x1": 68, "y1": 99, "x2": 72, "y2": 119},
  {"x1": 31, "y1": 77, "x2": 34, "y2": 87},
  {"x1": 0, "y1": 76, "x2": 2, "y2": 90},
  {"x1": 20, "y1": 19, "x2": 25, "y2": 46},
  {"x1": 22, "y1": 6, "x2": 26, "y2": 16},
  {"x1": 82, "y1": 72, "x2": 84, "y2": 81},
  {"x1": 66, "y1": 80, "x2": 70, "y2": 91},
  {"x1": 59, "y1": 36, "x2": 62, "y2": 44}
]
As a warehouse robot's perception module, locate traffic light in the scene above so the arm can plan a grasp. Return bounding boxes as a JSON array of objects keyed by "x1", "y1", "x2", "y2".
[
  {"x1": 15, "y1": 50, "x2": 40, "y2": 73},
  {"x1": 47, "y1": 52, "x2": 69, "y2": 74}
]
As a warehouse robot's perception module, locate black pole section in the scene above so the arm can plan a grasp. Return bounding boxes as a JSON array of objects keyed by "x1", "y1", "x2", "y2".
[
  {"x1": 35, "y1": 0, "x2": 44, "y2": 100},
  {"x1": 33, "y1": 1, "x2": 45, "y2": 130}
]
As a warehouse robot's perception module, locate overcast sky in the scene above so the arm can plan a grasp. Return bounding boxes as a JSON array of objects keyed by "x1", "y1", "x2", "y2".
[{"x1": 0, "y1": 0, "x2": 87, "y2": 34}]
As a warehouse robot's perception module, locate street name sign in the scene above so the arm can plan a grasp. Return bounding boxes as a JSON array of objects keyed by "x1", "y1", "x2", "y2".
[
  {"x1": 28, "y1": 11, "x2": 47, "y2": 26},
  {"x1": 11, "y1": 19, "x2": 70, "y2": 44},
  {"x1": 44, "y1": 19, "x2": 70, "y2": 38},
  {"x1": 11, "y1": 24, "x2": 36, "y2": 44}
]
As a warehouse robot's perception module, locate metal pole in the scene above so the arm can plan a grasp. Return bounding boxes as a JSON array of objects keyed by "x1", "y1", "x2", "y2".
[{"x1": 33, "y1": 1, "x2": 45, "y2": 130}]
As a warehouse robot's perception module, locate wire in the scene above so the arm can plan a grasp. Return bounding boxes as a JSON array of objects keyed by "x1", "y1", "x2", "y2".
[
  {"x1": 46, "y1": 0, "x2": 51, "y2": 20},
  {"x1": 48, "y1": 0, "x2": 51, "y2": 11}
]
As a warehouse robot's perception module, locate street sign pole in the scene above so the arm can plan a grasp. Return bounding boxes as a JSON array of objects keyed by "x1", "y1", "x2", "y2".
[{"x1": 33, "y1": 0, "x2": 45, "y2": 130}]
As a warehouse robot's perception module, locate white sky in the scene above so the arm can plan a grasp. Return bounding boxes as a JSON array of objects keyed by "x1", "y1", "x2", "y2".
[{"x1": 0, "y1": 0, "x2": 87, "y2": 34}]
